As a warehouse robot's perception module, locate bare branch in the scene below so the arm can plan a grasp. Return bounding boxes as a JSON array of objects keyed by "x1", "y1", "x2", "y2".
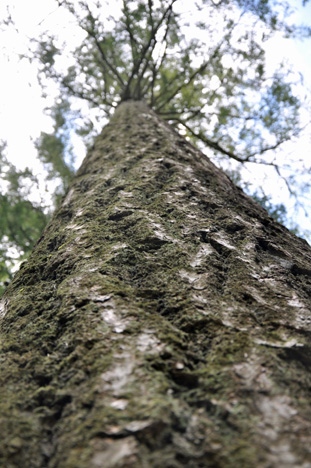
[
  {"x1": 175, "y1": 119, "x2": 248, "y2": 163},
  {"x1": 246, "y1": 139, "x2": 291, "y2": 159}
]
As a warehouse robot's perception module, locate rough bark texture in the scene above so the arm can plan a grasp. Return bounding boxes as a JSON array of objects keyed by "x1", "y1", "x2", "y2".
[{"x1": 1, "y1": 101, "x2": 311, "y2": 468}]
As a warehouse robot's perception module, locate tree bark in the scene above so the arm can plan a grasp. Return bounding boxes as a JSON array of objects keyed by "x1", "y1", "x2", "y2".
[{"x1": 1, "y1": 101, "x2": 311, "y2": 468}]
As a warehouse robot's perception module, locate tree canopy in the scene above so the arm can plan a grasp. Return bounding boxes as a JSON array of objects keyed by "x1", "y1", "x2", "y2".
[
  {"x1": 36, "y1": 0, "x2": 306, "y2": 159},
  {"x1": 0, "y1": 0, "x2": 310, "y2": 294}
]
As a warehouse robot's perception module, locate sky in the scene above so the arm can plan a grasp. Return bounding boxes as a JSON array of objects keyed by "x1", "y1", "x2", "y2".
[{"x1": 1, "y1": 0, "x2": 311, "y2": 237}]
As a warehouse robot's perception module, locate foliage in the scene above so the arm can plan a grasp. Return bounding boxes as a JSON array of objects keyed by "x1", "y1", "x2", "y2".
[
  {"x1": 0, "y1": 143, "x2": 48, "y2": 295},
  {"x1": 33, "y1": 0, "x2": 309, "y2": 165}
]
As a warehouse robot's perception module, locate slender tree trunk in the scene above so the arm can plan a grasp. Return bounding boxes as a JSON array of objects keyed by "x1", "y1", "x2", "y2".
[{"x1": 1, "y1": 101, "x2": 311, "y2": 468}]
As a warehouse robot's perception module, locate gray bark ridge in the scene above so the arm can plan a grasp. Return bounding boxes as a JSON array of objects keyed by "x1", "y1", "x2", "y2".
[{"x1": 1, "y1": 101, "x2": 311, "y2": 468}]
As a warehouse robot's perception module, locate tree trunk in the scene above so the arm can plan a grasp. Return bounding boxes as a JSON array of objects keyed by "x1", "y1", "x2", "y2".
[{"x1": 1, "y1": 101, "x2": 311, "y2": 468}]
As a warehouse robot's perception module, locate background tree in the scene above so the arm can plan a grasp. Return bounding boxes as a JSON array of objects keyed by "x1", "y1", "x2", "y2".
[
  {"x1": 0, "y1": 142, "x2": 48, "y2": 294},
  {"x1": 0, "y1": 102, "x2": 75, "y2": 295}
]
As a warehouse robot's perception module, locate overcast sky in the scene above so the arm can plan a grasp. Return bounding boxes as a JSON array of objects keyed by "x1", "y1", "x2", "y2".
[{"x1": 1, "y1": 0, "x2": 311, "y2": 236}]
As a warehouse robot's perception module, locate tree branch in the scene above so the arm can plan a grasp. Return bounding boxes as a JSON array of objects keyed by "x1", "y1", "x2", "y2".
[
  {"x1": 155, "y1": 61, "x2": 209, "y2": 112},
  {"x1": 121, "y1": 0, "x2": 177, "y2": 101},
  {"x1": 148, "y1": 0, "x2": 155, "y2": 30},
  {"x1": 81, "y1": 4, "x2": 126, "y2": 89},
  {"x1": 246, "y1": 138, "x2": 291, "y2": 159},
  {"x1": 61, "y1": 79, "x2": 114, "y2": 113},
  {"x1": 175, "y1": 119, "x2": 248, "y2": 163},
  {"x1": 122, "y1": 0, "x2": 139, "y2": 64},
  {"x1": 143, "y1": 10, "x2": 172, "y2": 105},
  {"x1": 153, "y1": 15, "x2": 241, "y2": 111}
]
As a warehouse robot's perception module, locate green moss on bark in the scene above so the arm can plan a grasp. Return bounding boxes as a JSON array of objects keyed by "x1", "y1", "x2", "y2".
[{"x1": 1, "y1": 102, "x2": 311, "y2": 467}]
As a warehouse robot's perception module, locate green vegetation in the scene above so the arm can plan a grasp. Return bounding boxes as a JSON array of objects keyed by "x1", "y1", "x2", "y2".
[{"x1": 0, "y1": 143, "x2": 47, "y2": 295}]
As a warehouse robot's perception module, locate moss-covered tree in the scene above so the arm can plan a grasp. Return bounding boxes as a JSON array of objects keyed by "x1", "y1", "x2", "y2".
[
  {"x1": 1, "y1": 1, "x2": 311, "y2": 467},
  {"x1": 1, "y1": 0, "x2": 310, "y2": 289},
  {"x1": 2, "y1": 98, "x2": 311, "y2": 468}
]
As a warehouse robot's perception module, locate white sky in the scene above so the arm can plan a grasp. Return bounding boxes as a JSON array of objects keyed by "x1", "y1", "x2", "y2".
[{"x1": 1, "y1": 0, "x2": 311, "y2": 237}]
